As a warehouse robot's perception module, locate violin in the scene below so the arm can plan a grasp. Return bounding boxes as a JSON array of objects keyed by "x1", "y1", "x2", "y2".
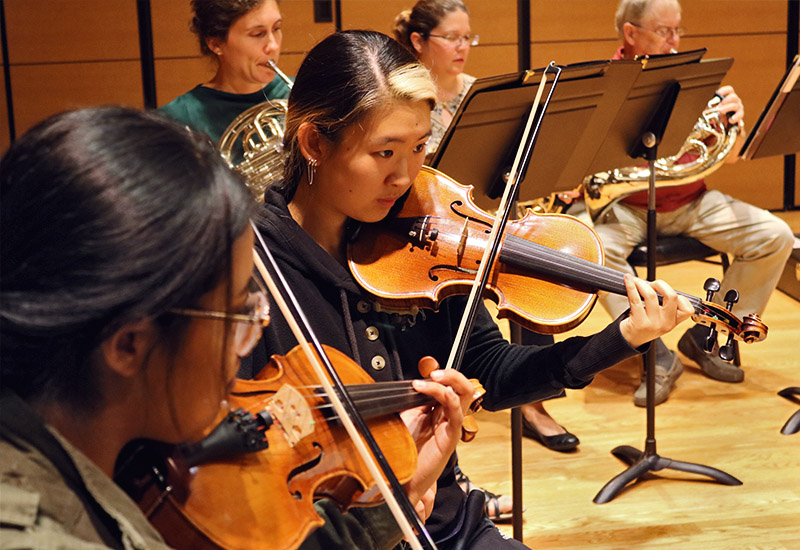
[
  {"x1": 348, "y1": 166, "x2": 767, "y2": 351},
  {"x1": 115, "y1": 344, "x2": 452, "y2": 550}
]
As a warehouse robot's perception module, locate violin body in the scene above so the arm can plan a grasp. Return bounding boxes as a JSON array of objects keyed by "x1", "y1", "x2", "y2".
[
  {"x1": 348, "y1": 166, "x2": 767, "y2": 345},
  {"x1": 116, "y1": 345, "x2": 418, "y2": 550},
  {"x1": 349, "y1": 166, "x2": 605, "y2": 334}
]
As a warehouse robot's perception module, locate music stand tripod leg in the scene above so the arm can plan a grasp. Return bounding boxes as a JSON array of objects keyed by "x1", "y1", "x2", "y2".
[
  {"x1": 594, "y1": 133, "x2": 741, "y2": 505},
  {"x1": 778, "y1": 387, "x2": 800, "y2": 435}
]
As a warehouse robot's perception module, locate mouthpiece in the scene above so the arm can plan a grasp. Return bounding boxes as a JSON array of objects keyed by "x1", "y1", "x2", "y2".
[{"x1": 268, "y1": 60, "x2": 293, "y2": 89}]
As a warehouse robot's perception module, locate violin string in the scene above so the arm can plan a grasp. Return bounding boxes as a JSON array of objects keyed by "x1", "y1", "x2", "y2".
[
  {"x1": 413, "y1": 214, "x2": 707, "y2": 312},
  {"x1": 502, "y1": 235, "x2": 706, "y2": 310},
  {"x1": 237, "y1": 384, "x2": 427, "y2": 423}
]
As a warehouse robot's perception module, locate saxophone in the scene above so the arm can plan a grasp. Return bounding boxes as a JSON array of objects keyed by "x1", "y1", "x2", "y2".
[{"x1": 218, "y1": 61, "x2": 293, "y2": 201}]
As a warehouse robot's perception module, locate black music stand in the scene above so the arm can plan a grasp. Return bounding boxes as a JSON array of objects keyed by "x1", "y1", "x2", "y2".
[
  {"x1": 741, "y1": 54, "x2": 800, "y2": 161},
  {"x1": 430, "y1": 59, "x2": 643, "y2": 536},
  {"x1": 429, "y1": 50, "x2": 741, "y2": 516},
  {"x1": 740, "y1": 55, "x2": 800, "y2": 435},
  {"x1": 587, "y1": 52, "x2": 745, "y2": 504},
  {"x1": 430, "y1": 59, "x2": 643, "y2": 212}
]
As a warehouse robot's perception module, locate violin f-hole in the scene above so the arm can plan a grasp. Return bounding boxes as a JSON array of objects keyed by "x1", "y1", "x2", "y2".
[{"x1": 287, "y1": 441, "x2": 324, "y2": 500}]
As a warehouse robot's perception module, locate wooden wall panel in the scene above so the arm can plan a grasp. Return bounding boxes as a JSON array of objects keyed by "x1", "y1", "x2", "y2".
[
  {"x1": 530, "y1": 40, "x2": 618, "y2": 68},
  {"x1": 467, "y1": 45, "x2": 517, "y2": 78},
  {"x1": 341, "y1": 0, "x2": 516, "y2": 50},
  {"x1": 4, "y1": 0, "x2": 140, "y2": 63},
  {"x1": 467, "y1": 0, "x2": 516, "y2": 45},
  {"x1": 155, "y1": 58, "x2": 216, "y2": 108},
  {"x1": 10, "y1": 62, "x2": 143, "y2": 135},
  {"x1": 532, "y1": 0, "x2": 618, "y2": 42},
  {"x1": 280, "y1": 0, "x2": 335, "y2": 51},
  {"x1": 151, "y1": 0, "x2": 198, "y2": 58},
  {"x1": 796, "y1": 167, "x2": 799, "y2": 209},
  {"x1": 341, "y1": 1, "x2": 410, "y2": 34},
  {"x1": 682, "y1": 0, "x2": 787, "y2": 34}
]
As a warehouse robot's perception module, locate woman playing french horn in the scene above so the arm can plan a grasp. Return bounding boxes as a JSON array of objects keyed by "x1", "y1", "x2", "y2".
[{"x1": 159, "y1": 0, "x2": 290, "y2": 144}]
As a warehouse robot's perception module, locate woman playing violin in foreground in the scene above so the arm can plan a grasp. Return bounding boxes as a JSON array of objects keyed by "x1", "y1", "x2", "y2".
[
  {"x1": 0, "y1": 107, "x2": 471, "y2": 550},
  {"x1": 244, "y1": 30, "x2": 694, "y2": 550}
]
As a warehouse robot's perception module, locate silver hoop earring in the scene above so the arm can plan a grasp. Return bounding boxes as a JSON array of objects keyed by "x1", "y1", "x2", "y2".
[{"x1": 306, "y1": 158, "x2": 318, "y2": 186}]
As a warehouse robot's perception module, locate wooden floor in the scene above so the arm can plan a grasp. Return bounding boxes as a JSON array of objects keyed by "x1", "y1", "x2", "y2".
[{"x1": 457, "y1": 212, "x2": 800, "y2": 549}]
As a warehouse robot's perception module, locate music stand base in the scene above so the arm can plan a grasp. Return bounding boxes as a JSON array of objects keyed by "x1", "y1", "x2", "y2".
[
  {"x1": 778, "y1": 387, "x2": 800, "y2": 435},
  {"x1": 593, "y1": 445, "x2": 742, "y2": 504}
]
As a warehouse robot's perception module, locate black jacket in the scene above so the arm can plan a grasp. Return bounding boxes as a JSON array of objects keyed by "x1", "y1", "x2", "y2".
[{"x1": 241, "y1": 187, "x2": 642, "y2": 545}]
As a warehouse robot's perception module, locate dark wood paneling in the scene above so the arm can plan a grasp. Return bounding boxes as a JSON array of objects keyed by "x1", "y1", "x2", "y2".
[
  {"x1": 10, "y1": 62, "x2": 143, "y2": 135},
  {"x1": 795, "y1": 165, "x2": 799, "y2": 208},
  {"x1": 468, "y1": 0, "x2": 516, "y2": 44},
  {"x1": 272, "y1": 51, "x2": 307, "y2": 77},
  {"x1": 4, "y1": 0, "x2": 140, "y2": 63},
  {"x1": 341, "y1": 0, "x2": 515, "y2": 47}
]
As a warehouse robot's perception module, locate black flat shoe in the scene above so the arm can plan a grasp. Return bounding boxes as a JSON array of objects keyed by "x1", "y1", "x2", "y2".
[{"x1": 521, "y1": 416, "x2": 579, "y2": 452}]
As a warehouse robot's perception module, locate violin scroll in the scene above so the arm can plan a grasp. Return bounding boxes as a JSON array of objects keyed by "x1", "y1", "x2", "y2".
[{"x1": 693, "y1": 277, "x2": 768, "y2": 363}]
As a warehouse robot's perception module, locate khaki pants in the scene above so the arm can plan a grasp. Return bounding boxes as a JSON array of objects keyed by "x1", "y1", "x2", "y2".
[{"x1": 569, "y1": 190, "x2": 794, "y2": 320}]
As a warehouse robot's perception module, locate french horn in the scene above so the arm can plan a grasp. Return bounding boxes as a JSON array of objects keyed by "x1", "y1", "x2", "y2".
[
  {"x1": 582, "y1": 94, "x2": 742, "y2": 219},
  {"x1": 520, "y1": 94, "x2": 742, "y2": 218},
  {"x1": 218, "y1": 60, "x2": 293, "y2": 201}
]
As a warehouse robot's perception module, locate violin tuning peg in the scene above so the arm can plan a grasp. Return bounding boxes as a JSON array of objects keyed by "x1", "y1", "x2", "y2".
[
  {"x1": 719, "y1": 333, "x2": 736, "y2": 362},
  {"x1": 724, "y1": 289, "x2": 739, "y2": 311},
  {"x1": 704, "y1": 326, "x2": 718, "y2": 353},
  {"x1": 703, "y1": 278, "x2": 721, "y2": 301}
]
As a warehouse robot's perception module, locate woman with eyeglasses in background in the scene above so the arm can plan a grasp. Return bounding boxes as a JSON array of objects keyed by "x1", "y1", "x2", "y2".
[
  {"x1": 393, "y1": 0, "x2": 478, "y2": 157},
  {"x1": 393, "y1": 0, "x2": 585, "y2": 523}
]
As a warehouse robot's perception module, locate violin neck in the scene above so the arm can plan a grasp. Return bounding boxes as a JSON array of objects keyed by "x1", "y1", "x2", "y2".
[{"x1": 500, "y1": 235, "x2": 705, "y2": 314}]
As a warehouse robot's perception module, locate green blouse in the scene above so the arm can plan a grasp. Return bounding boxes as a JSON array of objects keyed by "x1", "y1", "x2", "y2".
[{"x1": 158, "y1": 76, "x2": 291, "y2": 144}]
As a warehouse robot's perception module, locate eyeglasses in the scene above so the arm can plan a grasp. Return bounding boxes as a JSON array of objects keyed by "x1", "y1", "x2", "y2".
[
  {"x1": 170, "y1": 280, "x2": 270, "y2": 357},
  {"x1": 427, "y1": 33, "x2": 480, "y2": 47},
  {"x1": 631, "y1": 22, "x2": 686, "y2": 39}
]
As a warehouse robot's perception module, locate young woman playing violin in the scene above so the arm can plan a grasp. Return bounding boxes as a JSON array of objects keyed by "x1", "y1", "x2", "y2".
[
  {"x1": 244, "y1": 30, "x2": 694, "y2": 550},
  {"x1": 0, "y1": 106, "x2": 471, "y2": 550}
]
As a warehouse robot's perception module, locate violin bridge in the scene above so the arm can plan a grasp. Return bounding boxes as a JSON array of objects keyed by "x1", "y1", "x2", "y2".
[{"x1": 267, "y1": 384, "x2": 314, "y2": 447}]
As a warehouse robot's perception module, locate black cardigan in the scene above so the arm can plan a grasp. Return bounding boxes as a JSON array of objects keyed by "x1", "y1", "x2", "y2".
[{"x1": 240, "y1": 187, "x2": 642, "y2": 544}]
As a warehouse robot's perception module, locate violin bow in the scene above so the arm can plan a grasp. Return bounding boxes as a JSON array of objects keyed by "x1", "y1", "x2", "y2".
[
  {"x1": 249, "y1": 222, "x2": 438, "y2": 550},
  {"x1": 445, "y1": 63, "x2": 563, "y2": 372}
]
